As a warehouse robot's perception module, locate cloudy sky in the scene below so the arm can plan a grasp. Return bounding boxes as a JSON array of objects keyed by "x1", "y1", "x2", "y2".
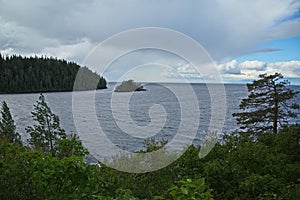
[{"x1": 0, "y1": 0, "x2": 300, "y2": 84}]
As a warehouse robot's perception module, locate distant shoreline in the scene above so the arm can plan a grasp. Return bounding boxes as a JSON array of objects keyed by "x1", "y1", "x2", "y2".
[
  {"x1": 1, "y1": 82, "x2": 299, "y2": 95},
  {"x1": 109, "y1": 82, "x2": 300, "y2": 86}
]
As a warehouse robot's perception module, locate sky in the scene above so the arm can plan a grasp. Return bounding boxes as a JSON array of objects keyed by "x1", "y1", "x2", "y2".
[{"x1": 0, "y1": 0, "x2": 300, "y2": 84}]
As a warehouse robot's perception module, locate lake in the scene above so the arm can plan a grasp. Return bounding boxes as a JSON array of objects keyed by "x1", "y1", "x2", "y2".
[{"x1": 1, "y1": 83, "x2": 299, "y2": 155}]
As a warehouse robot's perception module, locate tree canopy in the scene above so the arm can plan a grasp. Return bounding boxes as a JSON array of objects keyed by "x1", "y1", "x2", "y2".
[
  {"x1": 0, "y1": 101, "x2": 21, "y2": 144},
  {"x1": 0, "y1": 54, "x2": 107, "y2": 93},
  {"x1": 26, "y1": 94, "x2": 66, "y2": 155},
  {"x1": 233, "y1": 73, "x2": 299, "y2": 134}
]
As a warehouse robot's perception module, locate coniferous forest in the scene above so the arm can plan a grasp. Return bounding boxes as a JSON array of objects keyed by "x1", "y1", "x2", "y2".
[{"x1": 0, "y1": 54, "x2": 107, "y2": 93}]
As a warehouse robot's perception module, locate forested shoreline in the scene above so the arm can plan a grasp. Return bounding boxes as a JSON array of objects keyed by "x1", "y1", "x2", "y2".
[{"x1": 0, "y1": 54, "x2": 107, "y2": 94}]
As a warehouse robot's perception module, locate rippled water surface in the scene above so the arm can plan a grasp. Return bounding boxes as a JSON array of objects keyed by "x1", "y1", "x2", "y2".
[{"x1": 1, "y1": 83, "x2": 299, "y2": 154}]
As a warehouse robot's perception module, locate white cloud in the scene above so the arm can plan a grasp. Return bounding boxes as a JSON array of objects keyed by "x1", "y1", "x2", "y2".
[
  {"x1": 218, "y1": 60, "x2": 241, "y2": 75},
  {"x1": 267, "y1": 61, "x2": 300, "y2": 77},
  {"x1": 177, "y1": 63, "x2": 198, "y2": 75},
  {"x1": 240, "y1": 61, "x2": 267, "y2": 71},
  {"x1": 218, "y1": 60, "x2": 300, "y2": 84},
  {"x1": 157, "y1": 59, "x2": 300, "y2": 84}
]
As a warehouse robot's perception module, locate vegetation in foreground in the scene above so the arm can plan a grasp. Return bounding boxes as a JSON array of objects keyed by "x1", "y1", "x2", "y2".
[{"x1": 0, "y1": 73, "x2": 299, "y2": 199}]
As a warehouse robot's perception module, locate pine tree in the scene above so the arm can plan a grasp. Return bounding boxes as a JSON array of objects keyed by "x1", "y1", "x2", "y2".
[
  {"x1": 26, "y1": 94, "x2": 66, "y2": 155},
  {"x1": 0, "y1": 101, "x2": 22, "y2": 144},
  {"x1": 233, "y1": 73, "x2": 299, "y2": 134}
]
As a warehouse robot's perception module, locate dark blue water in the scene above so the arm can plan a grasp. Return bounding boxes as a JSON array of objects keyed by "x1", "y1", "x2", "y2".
[{"x1": 1, "y1": 83, "x2": 299, "y2": 153}]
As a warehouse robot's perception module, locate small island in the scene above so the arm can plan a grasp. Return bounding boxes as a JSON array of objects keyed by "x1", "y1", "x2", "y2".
[{"x1": 114, "y1": 80, "x2": 146, "y2": 92}]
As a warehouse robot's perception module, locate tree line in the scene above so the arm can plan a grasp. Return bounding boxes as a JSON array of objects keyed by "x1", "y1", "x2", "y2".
[
  {"x1": 0, "y1": 73, "x2": 299, "y2": 199},
  {"x1": 0, "y1": 54, "x2": 107, "y2": 93}
]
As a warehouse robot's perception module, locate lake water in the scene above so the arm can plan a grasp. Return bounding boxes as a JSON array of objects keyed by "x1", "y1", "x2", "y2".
[{"x1": 1, "y1": 83, "x2": 299, "y2": 155}]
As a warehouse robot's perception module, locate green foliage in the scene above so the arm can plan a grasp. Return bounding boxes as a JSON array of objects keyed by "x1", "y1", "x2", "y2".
[
  {"x1": 0, "y1": 54, "x2": 107, "y2": 93},
  {"x1": 114, "y1": 80, "x2": 145, "y2": 92},
  {"x1": 105, "y1": 137, "x2": 177, "y2": 174},
  {"x1": 0, "y1": 101, "x2": 21, "y2": 144},
  {"x1": 0, "y1": 141, "x2": 32, "y2": 199},
  {"x1": 239, "y1": 174, "x2": 284, "y2": 199},
  {"x1": 233, "y1": 73, "x2": 299, "y2": 134},
  {"x1": 56, "y1": 134, "x2": 89, "y2": 158},
  {"x1": 203, "y1": 158, "x2": 240, "y2": 199},
  {"x1": 1, "y1": 125, "x2": 300, "y2": 199},
  {"x1": 0, "y1": 140, "x2": 94, "y2": 199},
  {"x1": 114, "y1": 189, "x2": 140, "y2": 200},
  {"x1": 205, "y1": 125, "x2": 300, "y2": 199},
  {"x1": 26, "y1": 94, "x2": 66, "y2": 155},
  {"x1": 169, "y1": 178, "x2": 213, "y2": 200}
]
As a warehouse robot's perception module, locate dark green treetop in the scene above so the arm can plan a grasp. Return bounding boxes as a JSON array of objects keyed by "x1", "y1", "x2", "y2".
[
  {"x1": 26, "y1": 94, "x2": 66, "y2": 155},
  {"x1": 233, "y1": 73, "x2": 299, "y2": 134},
  {"x1": 0, "y1": 101, "x2": 22, "y2": 144}
]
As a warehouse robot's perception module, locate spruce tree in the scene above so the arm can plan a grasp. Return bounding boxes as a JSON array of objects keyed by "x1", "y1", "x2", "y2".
[
  {"x1": 26, "y1": 94, "x2": 66, "y2": 155},
  {"x1": 233, "y1": 73, "x2": 299, "y2": 134},
  {"x1": 0, "y1": 101, "x2": 22, "y2": 144}
]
